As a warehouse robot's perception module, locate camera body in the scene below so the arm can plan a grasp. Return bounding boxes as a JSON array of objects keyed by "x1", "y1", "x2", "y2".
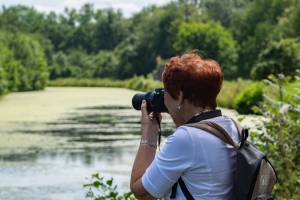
[{"x1": 132, "y1": 88, "x2": 168, "y2": 113}]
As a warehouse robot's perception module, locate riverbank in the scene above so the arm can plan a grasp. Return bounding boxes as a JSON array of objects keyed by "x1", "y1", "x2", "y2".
[{"x1": 48, "y1": 77, "x2": 255, "y2": 110}]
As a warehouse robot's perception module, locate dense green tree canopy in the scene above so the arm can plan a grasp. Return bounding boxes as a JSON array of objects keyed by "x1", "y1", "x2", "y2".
[
  {"x1": 230, "y1": 0, "x2": 298, "y2": 78},
  {"x1": 0, "y1": 0, "x2": 300, "y2": 94},
  {"x1": 251, "y1": 38, "x2": 300, "y2": 80},
  {"x1": 174, "y1": 21, "x2": 238, "y2": 79}
]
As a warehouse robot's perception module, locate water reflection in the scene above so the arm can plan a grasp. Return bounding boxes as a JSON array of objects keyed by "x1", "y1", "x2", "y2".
[{"x1": 18, "y1": 105, "x2": 174, "y2": 138}]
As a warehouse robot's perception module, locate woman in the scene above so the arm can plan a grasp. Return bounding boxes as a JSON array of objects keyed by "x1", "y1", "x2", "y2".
[{"x1": 130, "y1": 51, "x2": 240, "y2": 199}]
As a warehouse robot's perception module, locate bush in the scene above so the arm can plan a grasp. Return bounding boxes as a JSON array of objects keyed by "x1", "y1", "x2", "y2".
[
  {"x1": 8, "y1": 33, "x2": 48, "y2": 91},
  {"x1": 49, "y1": 75, "x2": 163, "y2": 93},
  {"x1": 233, "y1": 82, "x2": 264, "y2": 114},
  {"x1": 217, "y1": 79, "x2": 253, "y2": 109},
  {"x1": 84, "y1": 173, "x2": 136, "y2": 200},
  {"x1": 251, "y1": 73, "x2": 300, "y2": 199}
]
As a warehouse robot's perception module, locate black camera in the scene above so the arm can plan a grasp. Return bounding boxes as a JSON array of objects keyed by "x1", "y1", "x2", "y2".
[{"x1": 132, "y1": 88, "x2": 168, "y2": 113}]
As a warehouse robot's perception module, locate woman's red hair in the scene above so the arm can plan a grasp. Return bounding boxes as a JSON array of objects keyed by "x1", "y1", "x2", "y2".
[{"x1": 162, "y1": 50, "x2": 223, "y2": 109}]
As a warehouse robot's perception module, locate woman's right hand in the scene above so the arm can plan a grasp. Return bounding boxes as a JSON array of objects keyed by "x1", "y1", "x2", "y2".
[{"x1": 140, "y1": 100, "x2": 162, "y2": 142}]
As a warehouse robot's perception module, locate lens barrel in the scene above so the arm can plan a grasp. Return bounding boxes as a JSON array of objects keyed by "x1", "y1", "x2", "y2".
[{"x1": 132, "y1": 93, "x2": 146, "y2": 111}]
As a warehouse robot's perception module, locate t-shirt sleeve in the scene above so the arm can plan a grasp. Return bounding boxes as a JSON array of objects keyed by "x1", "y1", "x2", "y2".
[{"x1": 142, "y1": 126, "x2": 194, "y2": 198}]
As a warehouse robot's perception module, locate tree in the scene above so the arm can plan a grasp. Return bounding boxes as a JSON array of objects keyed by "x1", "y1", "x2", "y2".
[
  {"x1": 114, "y1": 34, "x2": 157, "y2": 80},
  {"x1": 0, "y1": 45, "x2": 21, "y2": 93},
  {"x1": 93, "y1": 8, "x2": 129, "y2": 52},
  {"x1": 202, "y1": 0, "x2": 253, "y2": 27},
  {"x1": 230, "y1": 0, "x2": 295, "y2": 79},
  {"x1": 92, "y1": 50, "x2": 118, "y2": 79},
  {"x1": 174, "y1": 21, "x2": 238, "y2": 79},
  {"x1": 276, "y1": 1, "x2": 300, "y2": 39},
  {"x1": 151, "y1": 3, "x2": 183, "y2": 59},
  {"x1": 0, "y1": 5, "x2": 45, "y2": 33},
  {"x1": 8, "y1": 33, "x2": 48, "y2": 91},
  {"x1": 251, "y1": 38, "x2": 300, "y2": 80},
  {"x1": 0, "y1": 32, "x2": 17, "y2": 94}
]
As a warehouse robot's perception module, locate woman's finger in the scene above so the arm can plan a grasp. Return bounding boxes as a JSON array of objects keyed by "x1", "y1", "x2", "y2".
[{"x1": 140, "y1": 100, "x2": 150, "y2": 123}]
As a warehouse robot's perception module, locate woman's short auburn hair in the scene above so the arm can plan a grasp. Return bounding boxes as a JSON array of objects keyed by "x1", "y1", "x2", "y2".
[{"x1": 162, "y1": 51, "x2": 223, "y2": 109}]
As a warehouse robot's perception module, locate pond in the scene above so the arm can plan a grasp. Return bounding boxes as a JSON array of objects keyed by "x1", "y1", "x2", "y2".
[{"x1": 0, "y1": 87, "x2": 258, "y2": 200}]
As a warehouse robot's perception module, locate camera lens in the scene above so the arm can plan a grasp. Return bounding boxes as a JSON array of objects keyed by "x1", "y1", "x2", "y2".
[
  {"x1": 132, "y1": 92, "x2": 154, "y2": 111},
  {"x1": 132, "y1": 93, "x2": 145, "y2": 110}
]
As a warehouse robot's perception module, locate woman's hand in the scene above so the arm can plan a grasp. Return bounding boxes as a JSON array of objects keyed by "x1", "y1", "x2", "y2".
[
  {"x1": 140, "y1": 100, "x2": 162, "y2": 142},
  {"x1": 130, "y1": 100, "x2": 162, "y2": 200}
]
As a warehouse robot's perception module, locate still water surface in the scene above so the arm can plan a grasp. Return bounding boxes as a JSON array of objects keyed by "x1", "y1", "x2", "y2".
[{"x1": 0, "y1": 87, "x2": 256, "y2": 200}]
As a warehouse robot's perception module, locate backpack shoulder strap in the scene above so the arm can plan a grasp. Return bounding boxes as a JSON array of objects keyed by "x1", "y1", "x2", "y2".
[
  {"x1": 185, "y1": 121, "x2": 240, "y2": 151},
  {"x1": 227, "y1": 116, "x2": 242, "y2": 139}
]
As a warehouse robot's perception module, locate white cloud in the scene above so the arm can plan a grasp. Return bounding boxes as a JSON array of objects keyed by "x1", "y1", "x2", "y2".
[
  {"x1": 1, "y1": 0, "x2": 171, "y2": 17},
  {"x1": 95, "y1": 3, "x2": 141, "y2": 17},
  {"x1": 34, "y1": 5, "x2": 64, "y2": 14},
  {"x1": 62, "y1": 0, "x2": 82, "y2": 10}
]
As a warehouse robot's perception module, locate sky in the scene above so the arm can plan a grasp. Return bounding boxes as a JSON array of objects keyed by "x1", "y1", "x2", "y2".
[{"x1": 0, "y1": 0, "x2": 171, "y2": 18}]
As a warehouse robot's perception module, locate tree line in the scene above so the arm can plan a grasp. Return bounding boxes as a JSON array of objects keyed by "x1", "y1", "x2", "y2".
[{"x1": 0, "y1": 0, "x2": 300, "y2": 95}]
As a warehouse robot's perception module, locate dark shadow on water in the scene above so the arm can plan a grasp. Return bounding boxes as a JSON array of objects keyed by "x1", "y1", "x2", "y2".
[
  {"x1": 77, "y1": 105, "x2": 132, "y2": 110},
  {"x1": 17, "y1": 105, "x2": 175, "y2": 138}
]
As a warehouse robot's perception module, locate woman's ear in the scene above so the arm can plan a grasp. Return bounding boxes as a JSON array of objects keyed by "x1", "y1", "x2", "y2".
[{"x1": 178, "y1": 91, "x2": 183, "y2": 105}]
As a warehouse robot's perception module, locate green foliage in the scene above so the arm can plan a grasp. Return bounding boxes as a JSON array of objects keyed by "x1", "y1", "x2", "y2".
[
  {"x1": 84, "y1": 173, "x2": 136, "y2": 200},
  {"x1": 48, "y1": 75, "x2": 163, "y2": 93},
  {"x1": 0, "y1": 5, "x2": 45, "y2": 33},
  {"x1": 114, "y1": 34, "x2": 157, "y2": 79},
  {"x1": 0, "y1": 31, "x2": 48, "y2": 96},
  {"x1": 251, "y1": 38, "x2": 300, "y2": 80},
  {"x1": 8, "y1": 33, "x2": 48, "y2": 91},
  {"x1": 0, "y1": 44, "x2": 20, "y2": 94},
  {"x1": 217, "y1": 79, "x2": 253, "y2": 109},
  {"x1": 150, "y1": 4, "x2": 182, "y2": 59},
  {"x1": 92, "y1": 50, "x2": 119, "y2": 79},
  {"x1": 233, "y1": 82, "x2": 264, "y2": 114},
  {"x1": 276, "y1": 1, "x2": 300, "y2": 39},
  {"x1": 174, "y1": 21, "x2": 238, "y2": 79},
  {"x1": 93, "y1": 8, "x2": 129, "y2": 52},
  {"x1": 49, "y1": 51, "x2": 78, "y2": 80},
  {"x1": 62, "y1": 50, "x2": 119, "y2": 79},
  {"x1": 252, "y1": 72, "x2": 300, "y2": 199},
  {"x1": 230, "y1": 0, "x2": 293, "y2": 43},
  {"x1": 202, "y1": 0, "x2": 252, "y2": 27},
  {"x1": 230, "y1": 0, "x2": 295, "y2": 79},
  {"x1": 126, "y1": 74, "x2": 163, "y2": 92},
  {"x1": 0, "y1": 65, "x2": 7, "y2": 96}
]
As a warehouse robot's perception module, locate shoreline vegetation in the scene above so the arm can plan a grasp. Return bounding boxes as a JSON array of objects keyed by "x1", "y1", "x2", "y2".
[{"x1": 48, "y1": 76, "x2": 258, "y2": 111}]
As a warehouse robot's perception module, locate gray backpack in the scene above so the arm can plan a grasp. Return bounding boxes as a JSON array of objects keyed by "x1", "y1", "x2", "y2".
[{"x1": 172, "y1": 119, "x2": 278, "y2": 200}]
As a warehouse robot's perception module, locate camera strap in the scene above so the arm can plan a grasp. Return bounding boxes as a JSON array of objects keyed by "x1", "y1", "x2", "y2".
[
  {"x1": 186, "y1": 109, "x2": 222, "y2": 124},
  {"x1": 154, "y1": 112, "x2": 162, "y2": 149}
]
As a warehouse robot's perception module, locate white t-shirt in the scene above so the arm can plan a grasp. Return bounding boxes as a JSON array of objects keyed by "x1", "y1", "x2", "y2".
[{"x1": 142, "y1": 116, "x2": 240, "y2": 199}]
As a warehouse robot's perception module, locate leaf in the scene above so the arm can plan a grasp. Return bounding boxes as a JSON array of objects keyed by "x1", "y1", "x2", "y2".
[
  {"x1": 237, "y1": 116, "x2": 245, "y2": 122},
  {"x1": 106, "y1": 178, "x2": 113, "y2": 186},
  {"x1": 93, "y1": 181, "x2": 102, "y2": 188},
  {"x1": 83, "y1": 184, "x2": 93, "y2": 187},
  {"x1": 92, "y1": 173, "x2": 100, "y2": 179}
]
